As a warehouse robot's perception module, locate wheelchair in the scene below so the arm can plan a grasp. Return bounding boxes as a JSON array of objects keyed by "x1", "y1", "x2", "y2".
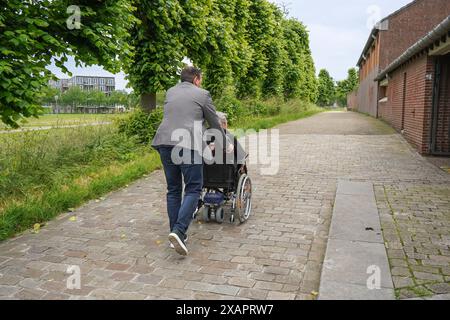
[{"x1": 194, "y1": 138, "x2": 253, "y2": 224}]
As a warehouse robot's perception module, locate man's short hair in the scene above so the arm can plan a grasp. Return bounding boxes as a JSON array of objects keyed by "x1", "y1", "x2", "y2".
[{"x1": 180, "y1": 66, "x2": 202, "y2": 83}]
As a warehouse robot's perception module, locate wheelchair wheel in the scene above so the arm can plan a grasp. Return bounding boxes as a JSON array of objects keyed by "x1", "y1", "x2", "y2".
[
  {"x1": 235, "y1": 174, "x2": 252, "y2": 223},
  {"x1": 202, "y1": 206, "x2": 210, "y2": 222},
  {"x1": 215, "y1": 207, "x2": 224, "y2": 224}
]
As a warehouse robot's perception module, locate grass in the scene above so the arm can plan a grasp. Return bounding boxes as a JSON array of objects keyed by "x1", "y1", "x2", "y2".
[
  {"x1": 0, "y1": 153, "x2": 161, "y2": 240},
  {"x1": 0, "y1": 124, "x2": 161, "y2": 240},
  {"x1": 232, "y1": 99, "x2": 324, "y2": 132},
  {"x1": 395, "y1": 286, "x2": 434, "y2": 299},
  {"x1": 0, "y1": 113, "x2": 128, "y2": 129},
  {"x1": 0, "y1": 97, "x2": 322, "y2": 241},
  {"x1": 234, "y1": 107, "x2": 323, "y2": 132}
]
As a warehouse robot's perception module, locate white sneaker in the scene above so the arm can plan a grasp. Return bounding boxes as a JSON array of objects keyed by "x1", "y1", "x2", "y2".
[
  {"x1": 168, "y1": 232, "x2": 188, "y2": 255},
  {"x1": 169, "y1": 235, "x2": 188, "y2": 249}
]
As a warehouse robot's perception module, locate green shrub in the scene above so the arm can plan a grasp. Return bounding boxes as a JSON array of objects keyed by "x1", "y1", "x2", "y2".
[
  {"x1": 246, "y1": 99, "x2": 281, "y2": 117},
  {"x1": 116, "y1": 107, "x2": 164, "y2": 145}
]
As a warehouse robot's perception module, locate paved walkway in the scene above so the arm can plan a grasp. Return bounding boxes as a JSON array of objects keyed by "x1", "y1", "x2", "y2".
[{"x1": 0, "y1": 111, "x2": 449, "y2": 300}]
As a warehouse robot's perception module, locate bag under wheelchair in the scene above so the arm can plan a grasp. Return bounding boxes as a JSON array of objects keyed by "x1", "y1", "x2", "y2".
[{"x1": 194, "y1": 140, "x2": 252, "y2": 224}]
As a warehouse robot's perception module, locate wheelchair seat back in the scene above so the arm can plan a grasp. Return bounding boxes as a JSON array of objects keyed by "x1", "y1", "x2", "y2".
[{"x1": 203, "y1": 163, "x2": 236, "y2": 189}]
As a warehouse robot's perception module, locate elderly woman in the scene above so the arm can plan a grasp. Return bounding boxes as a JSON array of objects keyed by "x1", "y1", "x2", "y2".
[{"x1": 211, "y1": 112, "x2": 247, "y2": 165}]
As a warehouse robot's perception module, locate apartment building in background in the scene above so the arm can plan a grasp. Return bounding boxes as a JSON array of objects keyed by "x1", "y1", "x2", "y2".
[
  {"x1": 48, "y1": 78, "x2": 69, "y2": 92},
  {"x1": 49, "y1": 75, "x2": 115, "y2": 95},
  {"x1": 351, "y1": 0, "x2": 450, "y2": 155}
]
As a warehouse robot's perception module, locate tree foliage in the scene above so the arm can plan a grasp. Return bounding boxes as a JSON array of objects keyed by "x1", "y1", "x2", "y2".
[
  {"x1": 124, "y1": 0, "x2": 213, "y2": 110},
  {"x1": 236, "y1": 0, "x2": 275, "y2": 99},
  {"x1": 261, "y1": 5, "x2": 286, "y2": 99},
  {"x1": 277, "y1": 18, "x2": 316, "y2": 103},
  {"x1": 335, "y1": 68, "x2": 359, "y2": 106},
  {"x1": 2, "y1": 0, "x2": 321, "y2": 125},
  {"x1": 198, "y1": 0, "x2": 240, "y2": 98},
  {"x1": 317, "y1": 69, "x2": 335, "y2": 107},
  {"x1": 127, "y1": 0, "x2": 319, "y2": 109},
  {"x1": 0, "y1": 0, "x2": 136, "y2": 127}
]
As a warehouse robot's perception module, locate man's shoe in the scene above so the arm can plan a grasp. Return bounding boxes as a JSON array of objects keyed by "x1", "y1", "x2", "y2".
[
  {"x1": 168, "y1": 231, "x2": 188, "y2": 256},
  {"x1": 169, "y1": 234, "x2": 187, "y2": 249}
]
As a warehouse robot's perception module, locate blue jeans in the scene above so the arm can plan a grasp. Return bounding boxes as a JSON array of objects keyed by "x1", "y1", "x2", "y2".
[{"x1": 157, "y1": 146, "x2": 203, "y2": 238}]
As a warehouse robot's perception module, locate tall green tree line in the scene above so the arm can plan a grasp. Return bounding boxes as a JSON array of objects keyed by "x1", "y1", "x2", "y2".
[
  {"x1": 1, "y1": 0, "x2": 319, "y2": 125},
  {"x1": 126, "y1": 0, "x2": 319, "y2": 111}
]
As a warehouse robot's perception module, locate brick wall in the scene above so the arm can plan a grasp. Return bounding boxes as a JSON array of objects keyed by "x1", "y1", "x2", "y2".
[
  {"x1": 356, "y1": 0, "x2": 450, "y2": 120},
  {"x1": 378, "y1": 53, "x2": 434, "y2": 154},
  {"x1": 378, "y1": 0, "x2": 450, "y2": 69},
  {"x1": 433, "y1": 54, "x2": 450, "y2": 153}
]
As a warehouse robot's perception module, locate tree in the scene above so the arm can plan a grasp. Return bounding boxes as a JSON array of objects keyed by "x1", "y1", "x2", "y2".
[
  {"x1": 108, "y1": 90, "x2": 129, "y2": 107},
  {"x1": 301, "y1": 48, "x2": 319, "y2": 103},
  {"x1": 199, "y1": 0, "x2": 240, "y2": 98},
  {"x1": 282, "y1": 19, "x2": 308, "y2": 100},
  {"x1": 127, "y1": 91, "x2": 141, "y2": 110},
  {"x1": 335, "y1": 68, "x2": 359, "y2": 107},
  {"x1": 86, "y1": 90, "x2": 107, "y2": 107},
  {"x1": 0, "y1": 0, "x2": 136, "y2": 127},
  {"x1": 316, "y1": 69, "x2": 335, "y2": 107},
  {"x1": 347, "y1": 68, "x2": 359, "y2": 92},
  {"x1": 125, "y1": 0, "x2": 210, "y2": 111},
  {"x1": 60, "y1": 86, "x2": 84, "y2": 108},
  {"x1": 261, "y1": 5, "x2": 285, "y2": 98},
  {"x1": 123, "y1": 0, "x2": 319, "y2": 107},
  {"x1": 40, "y1": 86, "x2": 60, "y2": 106},
  {"x1": 236, "y1": 0, "x2": 275, "y2": 99}
]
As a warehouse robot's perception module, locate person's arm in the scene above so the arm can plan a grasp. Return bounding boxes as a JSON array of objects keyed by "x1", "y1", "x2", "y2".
[{"x1": 202, "y1": 92, "x2": 231, "y2": 151}]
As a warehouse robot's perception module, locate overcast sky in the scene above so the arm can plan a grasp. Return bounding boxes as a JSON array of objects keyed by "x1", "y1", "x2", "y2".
[
  {"x1": 48, "y1": 0, "x2": 412, "y2": 90},
  {"x1": 271, "y1": 0, "x2": 411, "y2": 81}
]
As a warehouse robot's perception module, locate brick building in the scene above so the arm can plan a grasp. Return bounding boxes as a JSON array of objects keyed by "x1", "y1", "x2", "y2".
[
  {"x1": 354, "y1": 0, "x2": 450, "y2": 154},
  {"x1": 376, "y1": 17, "x2": 450, "y2": 155}
]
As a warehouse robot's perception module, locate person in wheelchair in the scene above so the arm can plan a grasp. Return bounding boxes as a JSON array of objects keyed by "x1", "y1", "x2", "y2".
[
  {"x1": 199, "y1": 112, "x2": 252, "y2": 224},
  {"x1": 206, "y1": 112, "x2": 247, "y2": 167}
]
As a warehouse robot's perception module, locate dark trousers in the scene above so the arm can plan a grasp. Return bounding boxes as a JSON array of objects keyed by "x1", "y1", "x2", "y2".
[{"x1": 157, "y1": 146, "x2": 203, "y2": 238}]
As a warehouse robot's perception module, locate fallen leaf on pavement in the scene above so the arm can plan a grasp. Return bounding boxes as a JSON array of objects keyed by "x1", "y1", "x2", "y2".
[{"x1": 33, "y1": 223, "x2": 40, "y2": 233}]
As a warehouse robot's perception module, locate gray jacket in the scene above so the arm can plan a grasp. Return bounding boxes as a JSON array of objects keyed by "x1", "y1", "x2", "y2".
[{"x1": 151, "y1": 82, "x2": 227, "y2": 154}]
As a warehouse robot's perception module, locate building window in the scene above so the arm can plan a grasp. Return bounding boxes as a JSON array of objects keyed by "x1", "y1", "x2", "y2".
[{"x1": 379, "y1": 78, "x2": 389, "y2": 103}]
